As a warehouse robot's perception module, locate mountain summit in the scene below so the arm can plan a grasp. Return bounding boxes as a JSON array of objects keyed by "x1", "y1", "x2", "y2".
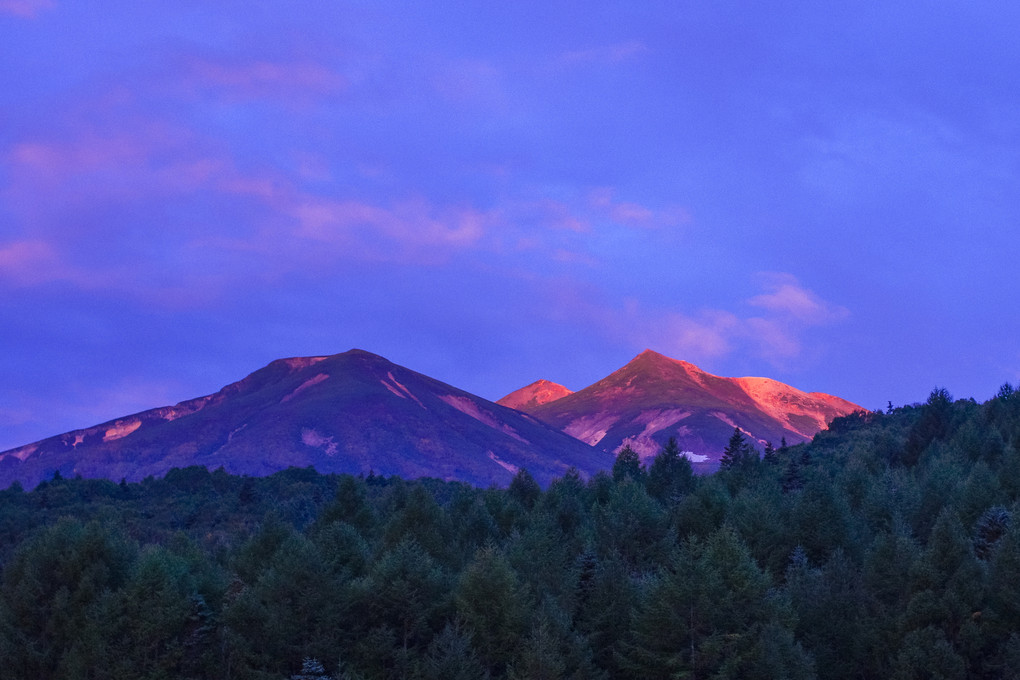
[
  {"x1": 0, "y1": 350, "x2": 605, "y2": 489},
  {"x1": 496, "y1": 379, "x2": 573, "y2": 411},
  {"x1": 506, "y1": 349, "x2": 861, "y2": 472}
]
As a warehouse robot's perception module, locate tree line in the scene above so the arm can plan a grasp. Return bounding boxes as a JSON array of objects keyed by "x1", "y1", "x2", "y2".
[{"x1": 2, "y1": 384, "x2": 1020, "y2": 679}]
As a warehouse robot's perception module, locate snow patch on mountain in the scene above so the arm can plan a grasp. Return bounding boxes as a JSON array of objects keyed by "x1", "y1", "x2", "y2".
[
  {"x1": 301, "y1": 428, "x2": 338, "y2": 456},
  {"x1": 563, "y1": 412, "x2": 620, "y2": 446},
  {"x1": 382, "y1": 372, "x2": 426, "y2": 408},
  {"x1": 281, "y1": 373, "x2": 330, "y2": 403},
  {"x1": 488, "y1": 451, "x2": 519, "y2": 474},
  {"x1": 439, "y1": 395, "x2": 529, "y2": 443},
  {"x1": 103, "y1": 419, "x2": 141, "y2": 442},
  {"x1": 614, "y1": 408, "x2": 694, "y2": 457},
  {"x1": 158, "y1": 395, "x2": 216, "y2": 422},
  {"x1": 0, "y1": 443, "x2": 38, "y2": 462},
  {"x1": 634, "y1": 408, "x2": 691, "y2": 434},
  {"x1": 279, "y1": 356, "x2": 328, "y2": 371},
  {"x1": 711, "y1": 411, "x2": 741, "y2": 430}
]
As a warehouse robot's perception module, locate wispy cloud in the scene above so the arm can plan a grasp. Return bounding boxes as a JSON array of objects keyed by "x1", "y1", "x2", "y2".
[
  {"x1": 588, "y1": 187, "x2": 690, "y2": 229},
  {"x1": 2, "y1": 115, "x2": 500, "y2": 298},
  {"x1": 0, "y1": 0, "x2": 54, "y2": 19},
  {"x1": 0, "y1": 240, "x2": 63, "y2": 286},
  {"x1": 552, "y1": 274, "x2": 850, "y2": 370},
  {"x1": 749, "y1": 272, "x2": 849, "y2": 324}
]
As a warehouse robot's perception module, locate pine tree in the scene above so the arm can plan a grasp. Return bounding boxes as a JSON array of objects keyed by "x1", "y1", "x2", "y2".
[
  {"x1": 647, "y1": 437, "x2": 694, "y2": 503},
  {"x1": 612, "y1": 446, "x2": 645, "y2": 483},
  {"x1": 509, "y1": 469, "x2": 542, "y2": 510},
  {"x1": 720, "y1": 428, "x2": 750, "y2": 470}
]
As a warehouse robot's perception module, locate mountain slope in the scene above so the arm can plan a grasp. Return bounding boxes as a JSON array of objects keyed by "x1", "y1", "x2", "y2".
[
  {"x1": 496, "y1": 379, "x2": 573, "y2": 411},
  {"x1": 0, "y1": 350, "x2": 607, "y2": 489},
  {"x1": 520, "y1": 349, "x2": 861, "y2": 472}
]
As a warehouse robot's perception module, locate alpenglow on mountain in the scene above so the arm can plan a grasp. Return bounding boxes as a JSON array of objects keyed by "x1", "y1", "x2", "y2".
[
  {"x1": 0, "y1": 350, "x2": 607, "y2": 489},
  {"x1": 500, "y1": 349, "x2": 862, "y2": 473},
  {"x1": 0, "y1": 348, "x2": 860, "y2": 488}
]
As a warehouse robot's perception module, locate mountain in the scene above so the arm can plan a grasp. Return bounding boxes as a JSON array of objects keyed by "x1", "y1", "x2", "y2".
[
  {"x1": 509, "y1": 349, "x2": 862, "y2": 472},
  {"x1": 0, "y1": 349, "x2": 607, "y2": 489},
  {"x1": 496, "y1": 379, "x2": 573, "y2": 411}
]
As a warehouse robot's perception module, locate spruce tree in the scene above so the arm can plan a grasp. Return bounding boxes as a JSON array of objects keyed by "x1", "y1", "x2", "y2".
[
  {"x1": 612, "y1": 446, "x2": 645, "y2": 483},
  {"x1": 720, "y1": 428, "x2": 749, "y2": 470}
]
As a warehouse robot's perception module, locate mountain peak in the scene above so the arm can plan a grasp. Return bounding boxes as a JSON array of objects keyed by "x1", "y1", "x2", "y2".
[
  {"x1": 528, "y1": 349, "x2": 862, "y2": 469},
  {"x1": 1, "y1": 350, "x2": 602, "y2": 489},
  {"x1": 497, "y1": 379, "x2": 573, "y2": 412},
  {"x1": 627, "y1": 349, "x2": 700, "y2": 371}
]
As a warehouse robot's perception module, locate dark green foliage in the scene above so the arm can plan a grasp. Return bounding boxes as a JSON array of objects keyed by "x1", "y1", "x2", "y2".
[
  {"x1": 646, "y1": 437, "x2": 695, "y2": 502},
  {"x1": 720, "y1": 427, "x2": 754, "y2": 470},
  {"x1": 612, "y1": 445, "x2": 645, "y2": 483},
  {"x1": 508, "y1": 468, "x2": 541, "y2": 510},
  {"x1": 974, "y1": 505, "x2": 1010, "y2": 560},
  {"x1": 903, "y1": 387, "x2": 956, "y2": 465},
  {"x1": 5, "y1": 388, "x2": 1020, "y2": 679},
  {"x1": 456, "y1": 546, "x2": 532, "y2": 675}
]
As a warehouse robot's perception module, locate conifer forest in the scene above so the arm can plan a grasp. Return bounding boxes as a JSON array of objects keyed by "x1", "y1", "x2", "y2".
[{"x1": 3, "y1": 387, "x2": 1020, "y2": 679}]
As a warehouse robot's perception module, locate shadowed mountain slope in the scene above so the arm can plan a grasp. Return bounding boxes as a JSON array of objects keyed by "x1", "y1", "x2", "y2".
[
  {"x1": 0, "y1": 350, "x2": 607, "y2": 489},
  {"x1": 511, "y1": 349, "x2": 861, "y2": 472}
]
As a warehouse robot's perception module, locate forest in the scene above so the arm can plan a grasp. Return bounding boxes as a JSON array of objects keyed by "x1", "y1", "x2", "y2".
[{"x1": 2, "y1": 385, "x2": 1020, "y2": 680}]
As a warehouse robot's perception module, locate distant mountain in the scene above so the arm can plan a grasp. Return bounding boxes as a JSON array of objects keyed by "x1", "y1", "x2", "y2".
[
  {"x1": 0, "y1": 350, "x2": 607, "y2": 489},
  {"x1": 508, "y1": 349, "x2": 861, "y2": 472},
  {"x1": 496, "y1": 379, "x2": 573, "y2": 411}
]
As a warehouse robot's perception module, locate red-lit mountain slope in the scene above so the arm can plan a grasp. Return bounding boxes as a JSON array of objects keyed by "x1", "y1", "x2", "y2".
[
  {"x1": 496, "y1": 379, "x2": 574, "y2": 411},
  {"x1": 0, "y1": 350, "x2": 607, "y2": 489},
  {"x1": 507, "y1": 349, "x2": 862, "y2": 472}
]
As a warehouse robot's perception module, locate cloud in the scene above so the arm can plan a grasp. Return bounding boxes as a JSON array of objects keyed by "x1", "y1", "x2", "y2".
[
  {"x1": 286, "y1": 196, "x2": 488, "y2": 258},
  {"x1": 745, "y1": 317, "x2": 803, "y2": 362},
  {"x1": 657, "y1": 310, "x2": 741, "y2": 360},
  {"x1": 749, "y1": 272, "x2": 849, "y2": 323},
  {"x1": 0, "y1": 0, "x2": 54, "y2": 18},
  {"x1": 588, "y1": 187, "x2": 690, "y2": 229},
  {"x1": 2, "y1": 117, "x2": 497, "y2": 300},
  {"x1": 555, "y1": 274, "x2": 849, "y2": 370},
  {"x1": 0, "y1": 239, "x2": 99, "y2": 288}
]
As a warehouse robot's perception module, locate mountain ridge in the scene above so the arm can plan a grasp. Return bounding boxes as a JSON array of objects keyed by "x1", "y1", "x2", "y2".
[
  {"x1": 0, "y1": 349, "x2": 607, "y2": 489},
  {"x1": 496, "y1": 379, "x2": 574, "y2": 411},
  {"x1": 509, "y1": 349, "x2": 861, "y2": 471},
  {"x1": 1, "y1": 348, "x2": 860, "y2": 487}
]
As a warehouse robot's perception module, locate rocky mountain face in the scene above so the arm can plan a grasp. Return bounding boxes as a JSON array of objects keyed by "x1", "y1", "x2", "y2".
[
  {"x1": 0, "y1": 350, "x2": 608, "y2": 489},
  {"x1": 509, "y1": 349, "x2": 862, "y2": 473},
  {"x1": 496, "y1": 379, "x2": 573, "y2": 411},
  {"x1": 0, "y1": 348, "x2": 861, "y2": 488}
]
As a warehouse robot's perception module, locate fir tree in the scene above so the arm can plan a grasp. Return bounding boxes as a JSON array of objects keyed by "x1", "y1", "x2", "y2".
[
  {"x1": 612, "y1": 446, "x2": 645, "y2": 483},
  {"x1": 720, "y1": 428, "x2": 751, "y2": 470}
]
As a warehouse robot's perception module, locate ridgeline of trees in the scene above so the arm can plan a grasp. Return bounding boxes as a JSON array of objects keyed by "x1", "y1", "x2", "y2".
[{"x1": 3, "y1": 386, "x2": 1020, "y2": 679}]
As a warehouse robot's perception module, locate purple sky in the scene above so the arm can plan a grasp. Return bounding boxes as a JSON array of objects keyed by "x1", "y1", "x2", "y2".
[{"x1": 3, "y1": 1, "x2": 1019, "y2": 451}]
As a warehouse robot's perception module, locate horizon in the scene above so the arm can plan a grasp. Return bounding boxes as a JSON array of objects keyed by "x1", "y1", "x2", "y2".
[{"x1": 3, "y1": 2, "x2": 1019, "y2": 451}]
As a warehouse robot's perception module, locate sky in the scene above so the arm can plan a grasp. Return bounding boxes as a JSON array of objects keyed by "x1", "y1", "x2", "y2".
[{"x1": 2, "y1": 1, "x2": 1019, "y2": 452}]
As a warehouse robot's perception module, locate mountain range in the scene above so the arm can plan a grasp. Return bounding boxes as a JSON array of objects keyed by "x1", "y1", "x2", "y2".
[
  {"x1": 501, "y1": 349, "x2": 860, "y2": 473},
  {"x1": 0, "y1": 348, "x2": 861, "y2": 488}
]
